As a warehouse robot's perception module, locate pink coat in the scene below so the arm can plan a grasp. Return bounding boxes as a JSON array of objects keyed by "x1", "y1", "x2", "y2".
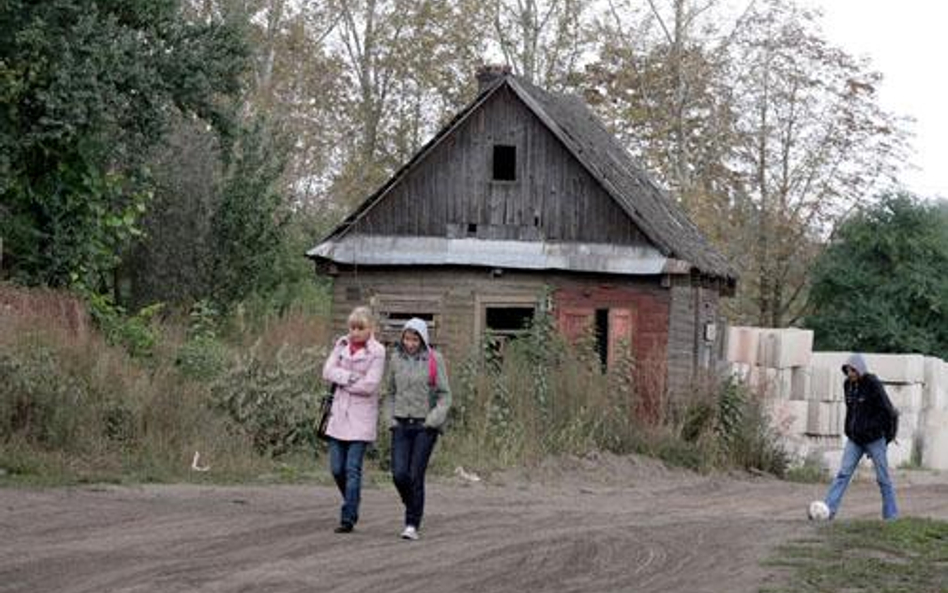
[{"x1": 322, "y1": 336, "x2": 386, "y2": 442}]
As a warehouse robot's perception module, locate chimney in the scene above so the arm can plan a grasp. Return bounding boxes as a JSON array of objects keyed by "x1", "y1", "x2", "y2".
[{"x1": 476, "y1": 64, "x2": 512, "y2": 93}]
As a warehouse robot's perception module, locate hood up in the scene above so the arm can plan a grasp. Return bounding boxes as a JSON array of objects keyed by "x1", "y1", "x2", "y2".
[
  {"x1": 842, "y1": 353, "x2": 868, "y2": 376},
  {"x1": 402, "y1": 317, "x2": 430, "y2": 349}
]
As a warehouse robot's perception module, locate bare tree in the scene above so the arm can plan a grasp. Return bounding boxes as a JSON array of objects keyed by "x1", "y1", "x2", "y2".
[
  {"x1": 727, "y1": 0, "x2": 908, "y2": 326},
  {"x1": 585, "y1": 0, "x2": 907, "y2": 326},
  {"x1": 489, "y1": 0, "x2": 592, "y2": 89}
]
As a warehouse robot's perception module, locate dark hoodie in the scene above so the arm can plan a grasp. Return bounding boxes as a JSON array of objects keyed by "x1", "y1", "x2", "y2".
[{"x1": 841, "y1": 353, "x2": 899, "y2": 445}]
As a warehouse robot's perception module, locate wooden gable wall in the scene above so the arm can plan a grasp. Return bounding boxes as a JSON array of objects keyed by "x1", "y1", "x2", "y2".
[{"x1": 350, "y1": 86, "x2": 651, "y2": 246}]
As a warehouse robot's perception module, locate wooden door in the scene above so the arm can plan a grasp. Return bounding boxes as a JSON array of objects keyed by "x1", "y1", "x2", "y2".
[{"x1": 607, "y1": 308, "x2": 633, "y2": 368}]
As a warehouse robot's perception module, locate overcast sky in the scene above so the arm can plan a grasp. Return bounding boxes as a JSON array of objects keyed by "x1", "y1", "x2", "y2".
[{"x1": 810, "y1": 0, "x2": 948, "y2": 199}]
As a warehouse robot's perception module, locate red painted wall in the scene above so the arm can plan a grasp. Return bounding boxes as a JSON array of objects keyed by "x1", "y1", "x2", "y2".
[{"x1": 553, "y1": 283, "x2": 670, "y2": 422}]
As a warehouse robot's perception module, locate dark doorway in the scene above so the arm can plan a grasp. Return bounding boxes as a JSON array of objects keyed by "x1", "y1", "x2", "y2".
[{"x1": 595, "y1": 308, "x2": 609, "y2": 372}]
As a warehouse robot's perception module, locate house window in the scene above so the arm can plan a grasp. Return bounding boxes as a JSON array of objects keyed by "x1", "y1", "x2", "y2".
[
  {"x1": 486, "y1": 306, "x2": 534, "y2": 338},
  {"x1": 492, "y1": 145, "x2": 516, "y2": 181},
  {"x1": 484, "y1": 305, "x2": 535, "y2": 355},
  {"x1": 378, "y1": 311, "x2": 438, "y2": 346}
]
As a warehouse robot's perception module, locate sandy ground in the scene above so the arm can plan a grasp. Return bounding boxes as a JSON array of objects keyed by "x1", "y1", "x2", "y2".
[{"x1": 3, "y1": 454, "x2": 948, "y2": 593}]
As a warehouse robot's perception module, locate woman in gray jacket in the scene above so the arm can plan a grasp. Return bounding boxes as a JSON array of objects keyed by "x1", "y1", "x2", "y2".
[{"x1": 385, "y1": 318, "x2": 451, "y2": 540}]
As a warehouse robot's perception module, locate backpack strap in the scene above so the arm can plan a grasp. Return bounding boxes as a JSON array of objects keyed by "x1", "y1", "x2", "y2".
[
  {"x1": 427, "y1": 349, "x2": 439, "y2": 411},
  {"x1": 428, "y1": 349, "x2": 438, "y2": 387}
]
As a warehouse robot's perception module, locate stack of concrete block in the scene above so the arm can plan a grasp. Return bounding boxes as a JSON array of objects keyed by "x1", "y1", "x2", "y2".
[
  {"x1": 869, "y1": 354, "x2": 924, "y2": 468},
  {"x1": 807, "y1": 353, "x2": 848, "y2": 447},
  {"x1": 726, "y1": 327, "x2": 814, "y2": 459},
  {"x1": 726, "y1": 327, "x2": 948, "y2": 471},
  {"x1": 920, "y1": 357, "x2": 948, "y2": 469},
  {"x1": 796, "y1": 351, "x2": 927, "y2": 468},
  {"x1": 726, "y1": 327, "x2": 812, "y2": 397}
]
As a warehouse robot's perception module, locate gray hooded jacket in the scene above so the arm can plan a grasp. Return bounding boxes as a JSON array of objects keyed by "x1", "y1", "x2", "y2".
[{"x1": 383, "y1": 318, "x2": 452, "y2": 430}]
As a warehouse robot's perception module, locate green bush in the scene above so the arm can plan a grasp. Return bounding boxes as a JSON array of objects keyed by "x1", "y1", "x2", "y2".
[
  {"x1": 715, "y1": 379, "x2": 789, "y2": 476},
  {"x1": 0, "y1": 346, "x2": 91, "y2": 449},
  {"x1": 210, "y1": 342, "x2": 323, "y2": 457},
  {"x1": 85, "y1": 291, "x2": 162, "y2": 359},
  {"x1": 176, "y1": 335, "x2": 230, "y2": 380}
]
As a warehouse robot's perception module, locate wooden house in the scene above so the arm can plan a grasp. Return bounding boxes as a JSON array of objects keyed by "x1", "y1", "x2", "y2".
[{"x1": 308, "y1": 66, "x2": 737, "y2": 405}]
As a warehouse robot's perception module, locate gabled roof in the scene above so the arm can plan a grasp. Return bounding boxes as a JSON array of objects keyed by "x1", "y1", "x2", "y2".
[{"x1": 310, "y1": 74, "x2": 737, "y2": 283}]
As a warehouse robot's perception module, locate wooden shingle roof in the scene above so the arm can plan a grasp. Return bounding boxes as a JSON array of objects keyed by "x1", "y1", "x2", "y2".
[{"x1": 311, "y1": 73, "x2": 737, "y2": 283}]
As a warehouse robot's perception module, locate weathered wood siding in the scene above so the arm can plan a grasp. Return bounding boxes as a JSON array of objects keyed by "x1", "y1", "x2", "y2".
[
  {"x1": 329, "y1": 267, "x2": 547, "y2": 362},
  {"x1": 328, "y1": 268, "x2": 675, "y2": 415},
  {"x1": 351, "y1": 87, "x2": 650, "y2": 246},
  {"x1": 666, "y1": 279, "x2": 722, "y2": 397}
]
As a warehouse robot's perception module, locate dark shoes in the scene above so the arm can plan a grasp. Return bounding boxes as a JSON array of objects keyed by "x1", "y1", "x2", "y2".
[{"x1": 334, "y1": 522, "x2": 354, "y2": 534}]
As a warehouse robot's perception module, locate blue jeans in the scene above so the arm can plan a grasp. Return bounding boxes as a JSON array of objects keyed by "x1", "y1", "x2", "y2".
[
  {"x1": 391, "y1": 423, "x2": 439, "y2": 528},
  {"x1": 328, "y1": 439, "x2": 368, "y2": 526},
  {"x1": 825, "y1": 437, "x2": 898, "y2": 520}
]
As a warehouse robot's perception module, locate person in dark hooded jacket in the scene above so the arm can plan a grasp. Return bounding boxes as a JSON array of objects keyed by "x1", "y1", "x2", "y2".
[{"x1": 822, "y1": 353, "x2": 899, "y2": 520}]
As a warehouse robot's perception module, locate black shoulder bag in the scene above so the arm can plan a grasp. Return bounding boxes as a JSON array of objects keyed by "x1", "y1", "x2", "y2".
[{"x1": 316, "y1": 384, "x2": 337, "y2": 441}]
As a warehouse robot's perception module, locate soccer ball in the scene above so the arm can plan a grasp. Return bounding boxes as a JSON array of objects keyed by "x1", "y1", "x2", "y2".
[{"x1": 808, "y1": 500, "x2": 830, "y2": 521}]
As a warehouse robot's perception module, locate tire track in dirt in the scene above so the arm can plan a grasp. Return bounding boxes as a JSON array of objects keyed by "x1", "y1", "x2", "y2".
[{"x1": 3, "y1": 461, "x2": 948, "y2": 593}]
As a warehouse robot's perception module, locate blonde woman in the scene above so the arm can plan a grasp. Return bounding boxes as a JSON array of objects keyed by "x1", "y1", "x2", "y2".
[{"x1": 321, "y1": 306, "x2": 386, "y2": 533}]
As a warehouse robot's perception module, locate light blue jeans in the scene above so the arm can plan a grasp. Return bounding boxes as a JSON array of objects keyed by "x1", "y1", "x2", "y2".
[
  {"x1": 825, "y1": 437, "x2": 898, "y2": 520},
  {"x1": 328, "y1": 439, "x2": 368, "y2": 527}
]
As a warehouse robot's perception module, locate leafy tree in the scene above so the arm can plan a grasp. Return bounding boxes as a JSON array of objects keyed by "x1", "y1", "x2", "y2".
[
  {"x1": 0, "y1": 0, "x2": 248, "y2": 288},
  {"x1": 208, "y1": 118, "x2": 290, "y2": 307},
  {"x1": 584, "y1": 0, "x2": 909, "y2": 327},
  {"x1": 806, "y1": 193, "x2": 948, "y2": 359},
  {"x1": 125, "y1": 116, "x2": 220, "y2": 309}
]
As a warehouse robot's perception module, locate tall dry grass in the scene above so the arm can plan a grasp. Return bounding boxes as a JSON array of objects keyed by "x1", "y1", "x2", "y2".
[
  {"x1": 430, "y1": 312, "x2": 788, "y2": 477},
  {"x1": 0, "y1": 287, "x2": 332, "y2": 484},
  {"x1": 1, "y1": 285, "x2": 787, "y2": 484}
]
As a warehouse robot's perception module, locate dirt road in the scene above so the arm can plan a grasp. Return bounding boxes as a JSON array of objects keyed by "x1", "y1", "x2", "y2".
[{"x1": 3, "y1": 455, "x2": 948, "y2": 593}]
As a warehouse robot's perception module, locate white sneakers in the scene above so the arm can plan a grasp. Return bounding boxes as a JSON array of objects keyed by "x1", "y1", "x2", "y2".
[{"x1": 400, "y1": 525, "x2": 419, "y2": 540}]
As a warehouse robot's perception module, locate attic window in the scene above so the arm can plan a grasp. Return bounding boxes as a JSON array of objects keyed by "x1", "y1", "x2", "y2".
[{"x1": 492, "y1": 145, "x2": 516, "y2": 181}]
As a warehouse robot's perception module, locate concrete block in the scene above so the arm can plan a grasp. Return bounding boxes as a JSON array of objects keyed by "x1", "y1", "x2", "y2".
[
  {"x1": 863, "y1": 353, "x2": 925, "y2": 384},
  {"x1": 791, "y1": 367, "x2": 810, "y2": 400},
  {"x1": 726, "y1": 326, "x2": 760, "y2": 365},
  {"x1": 750, "y1": 366, "x2": 793, "y2": 399},
  {"x1": 810, "y1": 351, "x2": 852, "y2": 372},
  {"x1": 807, "y1": 400, "x2": 842, "y2": 436},
  {"x1": 898, "y1": 411, "x2": 920, "y2": 438},
  {"x1": 923, "y1": 357, "x2": 948, "y2": 412},
  {"x1": 920, "y1": 410, "x2": 948, "y2": 470},
  {"x1": 748, "y1": 366, "x2": 775, "y2": 394},
  {"x1": 756, "y1": 331, "x2": 775, "y2": 367},
  {"x1": 809, "y1": 366, "x2": 843, "y2": 401},
  {"x1": 763, "y1": 329, "x2": 813, "y2": 368},
  {"x1": 887, "y1": 383, "x2": 923, "y2": 413},
  {"x1": 775, "y1": 368, "x2": 793, "y2": 400},
  {"x1": 768, "y1": 399, "x2": 809, "y2": 437},
  {"x1": 886, "y1": 440, "x2": 914, "y2": 468}
]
